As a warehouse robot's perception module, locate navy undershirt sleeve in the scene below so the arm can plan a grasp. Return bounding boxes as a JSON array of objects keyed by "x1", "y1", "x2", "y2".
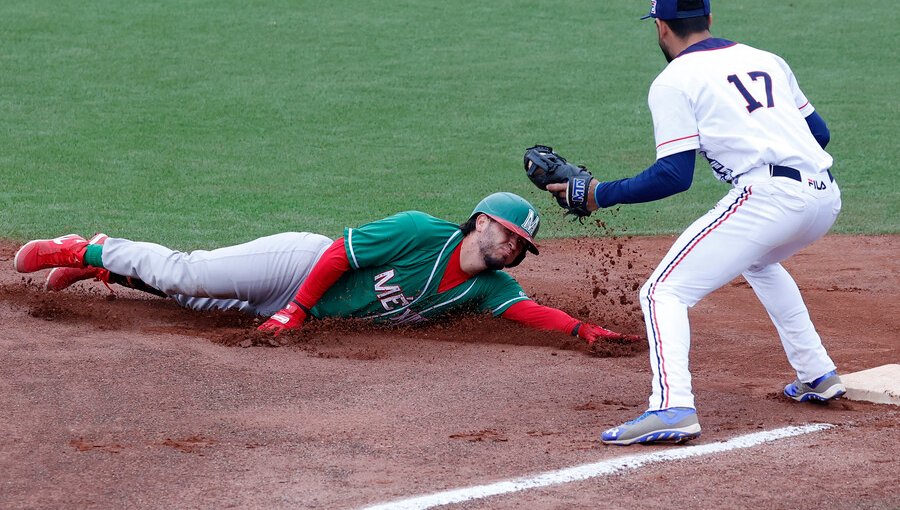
[
  {"x1": 594, "y1": 149, "x2": 696, "y2": 208},
  {"x1": 805, "y1": 111, "x2": 830, "y2": 149}
]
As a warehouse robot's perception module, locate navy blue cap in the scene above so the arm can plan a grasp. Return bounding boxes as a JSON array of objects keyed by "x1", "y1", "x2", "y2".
[{"x1": 641, "y1": 0, "x2": 711, "y2": 20}]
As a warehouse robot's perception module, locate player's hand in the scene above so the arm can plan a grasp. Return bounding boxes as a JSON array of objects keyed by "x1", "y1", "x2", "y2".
[
  {"x1": 576, "y1": 322, "x2": 643, "y2": 345},
  {"x1": 523, "y1": 145, "x2": 595, "y2": 217},
  {"x1": 546, "y1": 182, "x2": 567, "y2": 195},
  {"x1": 257, "y1": 302, "x2": 308, "y2": 336},
  {"x1": 547, "y1": 180, "x2": 600, "y2": 213},
  {"x1": 546, "y1": 182, "x2": 569, "y2": 209}
]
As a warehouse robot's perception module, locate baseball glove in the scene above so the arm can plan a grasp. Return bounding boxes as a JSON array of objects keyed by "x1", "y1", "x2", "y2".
[{"x1": 524, "y1": 145, "x2": 594, "y2": 218}]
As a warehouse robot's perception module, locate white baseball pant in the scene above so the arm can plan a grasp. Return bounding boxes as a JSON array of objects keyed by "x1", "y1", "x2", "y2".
[
  {"x1": 101, "y1": 232, "x2": 333, "y2": 317},
  {"x1": 640, "y1": 169, "x2": 841, "y2": 410}
]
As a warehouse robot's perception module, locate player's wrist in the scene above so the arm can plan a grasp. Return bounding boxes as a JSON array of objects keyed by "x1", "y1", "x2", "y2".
[
  {"x1": 292, "y1": 299, "x2": 311, "y2": 316},
  {"x1": 588, "y1": 179, "x2": 601, "y2": 211},
  {"x1": 571, "y1": 322, "x2": 583, "y2": 337}
]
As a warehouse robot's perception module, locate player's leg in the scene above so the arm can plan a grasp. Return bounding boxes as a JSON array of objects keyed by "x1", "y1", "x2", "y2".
[
  {"x1": 642, "y1": 186, "x2": 806, "y2": 409},
  {"x1": 169, "y1": 295, "x2": 256, "y2": 313},
  {"x1": 743, "y1": 180, "x2": 842, "y2": 401},
  {"x1": 744, "y1": 263, "x2": 835, "y2": 384},
  {"x1": 106, "y1": 272, "x2": 168, "y2": 297},
  {"x1": 601, "y1": 185, "x2": 811, "y2": 445},
  {"x1": 100, "y1": 232, "x2": 332, "y2": 316}
]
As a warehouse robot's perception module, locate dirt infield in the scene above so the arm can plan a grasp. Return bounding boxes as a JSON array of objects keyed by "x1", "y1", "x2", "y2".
[{"x1": 1, "y1": 235, "x2": 898, "y2": 509}]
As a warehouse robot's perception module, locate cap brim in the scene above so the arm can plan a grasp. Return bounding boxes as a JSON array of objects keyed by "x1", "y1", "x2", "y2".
[
  {"x1": 640, "y1": 13, "x2": 654, "y2": 20},
  {"x1": 486, "y1": 214, "x2": 539, "y2": 255}
]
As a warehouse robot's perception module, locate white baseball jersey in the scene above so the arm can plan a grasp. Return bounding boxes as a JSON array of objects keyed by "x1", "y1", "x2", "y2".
[{"x1": 648, "y1": 39, "x2": 833, "y2": 182}]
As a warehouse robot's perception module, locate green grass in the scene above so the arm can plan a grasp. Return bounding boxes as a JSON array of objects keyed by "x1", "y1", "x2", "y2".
[{"x1": 1, "y1": 0, "x2": 897, "y2": 248}]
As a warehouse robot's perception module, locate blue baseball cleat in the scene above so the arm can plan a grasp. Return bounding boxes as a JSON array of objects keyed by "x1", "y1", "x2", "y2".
[
  {"x1": 784, "y1": 370, "x2": 846, "y2": 402},
  {"x1": 601, "y1": 407, "x2": 701, "y2": 446}
]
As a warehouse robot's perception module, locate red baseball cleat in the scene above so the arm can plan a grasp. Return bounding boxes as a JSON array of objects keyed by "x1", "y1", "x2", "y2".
[
  {"x1": 14, "y1": 234, "x2": 89, "y2": 273},
  {"x1": 45, "y1": 233, "x2": 110, "y2": 291}
]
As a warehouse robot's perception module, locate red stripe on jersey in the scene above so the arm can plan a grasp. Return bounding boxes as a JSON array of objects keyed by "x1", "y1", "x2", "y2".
[
  {"x1": 656, "y1": 133, "x2": 699, "y2": 150},
  {"x1": 501, "y1": 300, "x2": 580, "y2": 334}
]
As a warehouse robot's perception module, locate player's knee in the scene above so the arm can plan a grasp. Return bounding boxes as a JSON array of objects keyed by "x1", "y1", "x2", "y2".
[
  {"x1": 640, "y1": 278, "x2": 685, "y2": 304},
  {"x1": 273, "y1": 232, "x2": 333, "y2": 252}
]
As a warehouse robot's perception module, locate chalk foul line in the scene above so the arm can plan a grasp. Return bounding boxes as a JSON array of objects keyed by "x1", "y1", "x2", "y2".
[{"x1": 362, "y1": 423, "x2": 833, "y2": 510}]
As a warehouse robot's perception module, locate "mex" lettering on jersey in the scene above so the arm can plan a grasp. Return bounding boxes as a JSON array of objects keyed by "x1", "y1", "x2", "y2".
[{"x1": 373, "y1": 269, "x2": 425, "y2": 324}]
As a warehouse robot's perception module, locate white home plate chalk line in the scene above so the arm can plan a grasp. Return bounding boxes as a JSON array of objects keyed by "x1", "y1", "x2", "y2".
[{"x1": 362, "y1": 423, "x2": 833, "y2": 510}]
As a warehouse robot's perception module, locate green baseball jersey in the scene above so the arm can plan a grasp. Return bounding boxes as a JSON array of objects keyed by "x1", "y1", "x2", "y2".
[{"x1": 310, "y1": 211, "x2": 529, "y2": 325}]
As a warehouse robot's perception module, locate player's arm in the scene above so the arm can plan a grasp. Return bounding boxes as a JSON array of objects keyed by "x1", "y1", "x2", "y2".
[
  {"x1": 547, "y1": 150, "x2": 695, "y2": 212},
  {"x1": 591, "y1": 149, "x2": 696, "y2": 208},
  {"x1": 577, "y1": 107, "x2": 825, "y2": 208},
  {"x1": 257, "y1": 238, "x2": 350, "y2": 335},
  {"x1": 805, "y1": 111, "x2": 830, "y2": 149},
  {"x1": 501, "y1": 300, "x2": 641, "y2": 344}
]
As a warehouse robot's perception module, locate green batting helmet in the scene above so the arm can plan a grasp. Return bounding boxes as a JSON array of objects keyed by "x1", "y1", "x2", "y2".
[{"x1": 470, "y1": 192, "x2": 540, "y2": 266}]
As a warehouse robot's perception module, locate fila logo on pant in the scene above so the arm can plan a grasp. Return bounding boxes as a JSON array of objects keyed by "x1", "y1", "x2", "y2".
[{"x1": 807, "y1": 178, "x2": 827, "y2": 190}]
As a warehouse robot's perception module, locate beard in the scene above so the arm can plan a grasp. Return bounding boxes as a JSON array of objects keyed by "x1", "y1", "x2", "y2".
[
  {"x1": 482, "y1": 252, "x2": 508, "y2": 270},
  {"x1": 478, "y1": 234, "x2": 513, "y2": 270},
  {"x1": 659, "y1": 40, "x2": 675, "y2": 63}
]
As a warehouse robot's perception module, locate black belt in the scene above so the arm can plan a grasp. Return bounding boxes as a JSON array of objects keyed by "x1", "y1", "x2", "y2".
[{"x1": 771, "y1": 165, "x2": 834, "y2": 183}]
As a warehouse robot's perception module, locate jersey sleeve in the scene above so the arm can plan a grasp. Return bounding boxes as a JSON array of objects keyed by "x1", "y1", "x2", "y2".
[
  {"x1": 343, "y1": 212, "x2": 420, "y2": 270},
  {"x1": 475, "y1": 271, "x2": 530, "y2": 316},
  {"x1": 293, "y1": 238, "x2": 351, "y2": 310},
  {"x1": 774, "y1": 54, "x2": 815, "y2": 117},
  {"x1": 501, "y1": 300, "x2": 580, "y2": 334},
  {"x1": 648, "y1": 83, "x2": 700, "y2": 159},
  {"x1": 593, "y1": 149, "x2": 695, "y2": 207}
]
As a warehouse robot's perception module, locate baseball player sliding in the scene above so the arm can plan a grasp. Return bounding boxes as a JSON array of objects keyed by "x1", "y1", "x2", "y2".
[
  {"x1": 14, "y1": 192, "x2": 638, "y2": 344},
  {"x1": 526, "y1": 0, "x2": 845, "y2": 445}
]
